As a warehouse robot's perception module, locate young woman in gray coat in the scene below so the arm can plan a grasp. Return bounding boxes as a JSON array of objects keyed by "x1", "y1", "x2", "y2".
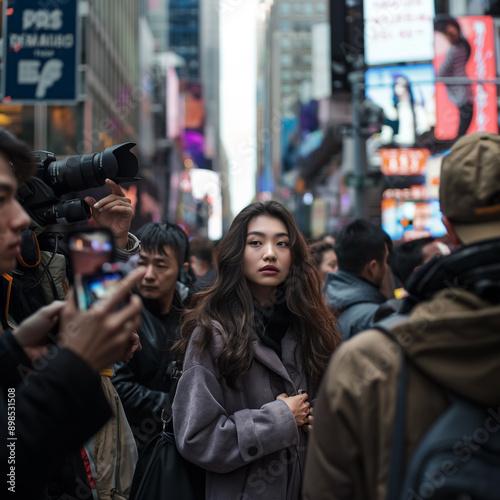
[{"x1": 172, "y1": 201, "x2": 341, "y2": 500}]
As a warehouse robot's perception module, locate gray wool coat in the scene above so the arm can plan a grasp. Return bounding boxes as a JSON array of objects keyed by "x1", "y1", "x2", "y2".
[{"x1": 172, "y1": 321, "x2": 315, "y2": 500}]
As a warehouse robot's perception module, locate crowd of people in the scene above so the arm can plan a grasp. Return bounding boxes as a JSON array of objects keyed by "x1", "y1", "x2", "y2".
[{"x1": 1, "y1": 129, "x2": 500, "y2": 499}]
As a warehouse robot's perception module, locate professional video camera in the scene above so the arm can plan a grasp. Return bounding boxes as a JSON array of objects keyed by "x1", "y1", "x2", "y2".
[
  {"x1": 1, "y1": 142, "x2": 140, "y2": 330},
  {"x1": 16, "y1": 142, "x2": 139, "y2": 227}
]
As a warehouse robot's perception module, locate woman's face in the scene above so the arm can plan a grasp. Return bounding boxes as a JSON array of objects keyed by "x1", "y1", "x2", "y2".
[
  {"x1": 444, "y1": 24, "x2": 460, "y2": 45},
  {"x1": 394, "y1": 77, "x2": 410, "y2": 98},
  {"x1": 243, "y1": 215, "x2": 292, "y2": 303},
  {"x1": 318, "y1": 249, "x2": 338, "y2": 283}
]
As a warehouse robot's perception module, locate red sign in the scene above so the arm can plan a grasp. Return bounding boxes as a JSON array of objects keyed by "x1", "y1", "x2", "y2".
[
  {"x1": 434, "y1": 16, "x2": 498, "y2": 139},
  {"x1": 380, "y1": 148, "x2": 430, "y2": 175}
]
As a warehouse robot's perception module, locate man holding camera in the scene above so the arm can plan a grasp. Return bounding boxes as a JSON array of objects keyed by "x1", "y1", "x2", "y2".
[{"x1": 0, "y1": 129, "x2": 146, "y2": 499}]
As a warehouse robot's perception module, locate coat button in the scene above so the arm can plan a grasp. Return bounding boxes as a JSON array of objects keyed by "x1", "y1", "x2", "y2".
[{"x1": 248, "y1": 446, "x2": 258, "y2": 456}]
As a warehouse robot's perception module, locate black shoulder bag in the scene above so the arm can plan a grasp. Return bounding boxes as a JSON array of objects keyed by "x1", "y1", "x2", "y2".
[{"x1": 128, "y1": 361, "x2": 206, "y2": 500}]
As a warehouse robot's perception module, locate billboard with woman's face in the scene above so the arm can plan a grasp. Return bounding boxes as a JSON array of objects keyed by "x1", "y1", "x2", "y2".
[
  {"x1": 434, "y1": 15, "x2": 498, "y2": 140},
  {"x1": 365, "y1": 64, "x2": 436, "y2": 148}
]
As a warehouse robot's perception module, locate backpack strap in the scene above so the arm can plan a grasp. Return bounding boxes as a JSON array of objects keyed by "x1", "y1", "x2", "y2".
[
  {"x1": 385, "y1": 354, "x2": 407, "y2": 500},
  {"x1": 372, "y1": 314, "x2": 409, "y2": 500}
]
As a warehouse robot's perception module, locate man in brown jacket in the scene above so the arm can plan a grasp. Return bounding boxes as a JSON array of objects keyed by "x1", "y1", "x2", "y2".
[{"x1": 303, "y1": 132, "x2": 500, "y2": 499}]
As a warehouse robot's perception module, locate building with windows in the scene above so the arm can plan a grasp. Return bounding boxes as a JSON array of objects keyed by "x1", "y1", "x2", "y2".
[{"x1": 169, "y1": 0, "x2": 200, "y2": 81}]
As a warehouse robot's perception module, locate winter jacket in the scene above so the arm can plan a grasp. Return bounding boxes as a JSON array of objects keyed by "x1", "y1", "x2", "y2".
[
  {"x1": 113, "y1": 282, "x2": 191, "y2": 452},
  {"x1": 173, "y1": 321, "x2": 315, "y2": 500},
  {"x1": 0, "y1": 330, "x2": 112, "y2": 499},
  {"x1": 325, "y1": 270, "x2": 389, "y2": 339},
  {"x1": 303, "y1": 238, "x2": 500, "y2": 500}
]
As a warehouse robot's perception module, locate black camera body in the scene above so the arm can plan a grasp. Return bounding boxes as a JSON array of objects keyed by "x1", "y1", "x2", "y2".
[{"x1": 17, "y1": 142, "x2": 139, "y2": 227}]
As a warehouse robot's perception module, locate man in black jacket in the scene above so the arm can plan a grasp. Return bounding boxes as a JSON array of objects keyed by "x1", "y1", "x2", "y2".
[
  {"x1": 113, "y1": 222, "x2": 195, "y2": 451},
  {"x1": 0, "y1": 129, "x2": 145, "y2": 499}
]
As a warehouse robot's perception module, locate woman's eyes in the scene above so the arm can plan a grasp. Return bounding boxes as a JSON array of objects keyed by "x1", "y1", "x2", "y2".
[{"x1": 247, "y1": 240, "x2": 289, "y2": 247}]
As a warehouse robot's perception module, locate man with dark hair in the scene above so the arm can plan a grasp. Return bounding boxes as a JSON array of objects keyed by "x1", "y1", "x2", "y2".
[
  {"x1": 325, "y1": 219, "x2": 393, "y2": 339},
  {"x1": 389, "y1": 237, "x2": 449, "y2": 289},
  {"x1": 304, "y1": 132, "x2": 500, "y2": 499},
  {"x1": 113, "y1": 222, "x2": 195, "y2": 451}
]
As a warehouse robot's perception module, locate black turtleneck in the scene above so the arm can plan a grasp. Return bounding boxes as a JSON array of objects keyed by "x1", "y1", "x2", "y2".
[{"x1": 253, "y1": 300, "x2": 291, "y2": 358}]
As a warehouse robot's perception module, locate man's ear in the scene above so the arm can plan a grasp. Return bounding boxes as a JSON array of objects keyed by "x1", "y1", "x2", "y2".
[
  {"x1": 183, "y1": 262, "x2": 190, "y2": 273},
  {"x1": 361, "y1": 259, "x2": 378, "y2": 282},
  {"x1": 442, "y1": 216, "x2": 461, "y2": 247}
]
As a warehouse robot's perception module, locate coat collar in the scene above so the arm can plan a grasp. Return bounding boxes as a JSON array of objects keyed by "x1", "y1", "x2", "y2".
[{"x1": 252, "y1": 328, "x2": 298, "y2": 386}]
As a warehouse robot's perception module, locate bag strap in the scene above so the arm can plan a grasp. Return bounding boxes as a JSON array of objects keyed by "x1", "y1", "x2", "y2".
[
  {"x1": 385, "y1": 354, "x2": 407, "y2": 500},
  {"x1": 372, "y1": 314, "x2": 409, "y2": 500},
  {"x1": 163, "y1": 360, "x2": 183, "y2": 430}
]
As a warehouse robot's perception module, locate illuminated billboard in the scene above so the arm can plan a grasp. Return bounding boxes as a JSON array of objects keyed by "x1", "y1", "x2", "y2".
[
  {"x1": 365, "y1": 64, "x2": 436, "y2": 148},
  {"x1": 434, "y1": 15, "x2": 498, "y2": 140},
  {"x1": 364, "y1": 0, "x2": 435, "y2": 66},
  {"x1": 382, "y1": 197, "x2": 446, "y2": 241}
]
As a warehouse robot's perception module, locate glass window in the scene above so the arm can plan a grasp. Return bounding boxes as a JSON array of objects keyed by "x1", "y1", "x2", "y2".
[
  {"x1": 294, "y1": 70, "x2": 303, "y2": 80},
  {"x1": 303, "y1": 54, "x2": 312, "y2": 64},
  {"x1": 303, "y1": 4, "x2": 314, "y2": 15},
  {"x1": 293, "y1": 4, "x2": 302, "y2": 14},
  {"x1": 281, "y1": 37, "x2": 291, "y2": 50},
  {"x1": 280, "y1": 20, "x2": 291, "y2": 32},
  {"x1": 293, "y1": 38, "x2": 302, "y2": 49},
  {"x1": 281, "y1": 54, "x2": 292, "y2": 67},
  {"x1": 282, "y1": 70, "x2": 292, "y2": 82},
  {"x1": 279, "y1": 3, "x2": 291, "y2": 14},
  {"x1": 316, "y1": 3, "x2": 326, "y2": 14}
]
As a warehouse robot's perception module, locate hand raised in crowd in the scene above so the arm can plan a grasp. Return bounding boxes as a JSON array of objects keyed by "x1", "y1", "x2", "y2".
[
  {"x1": 85, "y1": 178, "x2": 133, "y2": 249},
  {"x1": 12, "y1": 300, "x2": 66, "y2": 362},
  {"x1": 276, "y1": 392, "x2": 310, "y2": 427},
  {"x1": 58, "y1": 267, "x2": 146, "y2": 373}
]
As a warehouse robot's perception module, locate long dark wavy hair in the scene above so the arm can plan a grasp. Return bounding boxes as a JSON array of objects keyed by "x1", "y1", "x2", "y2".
[{"x1": 172, "y1": 201, "x2": 341, "y2": 387}]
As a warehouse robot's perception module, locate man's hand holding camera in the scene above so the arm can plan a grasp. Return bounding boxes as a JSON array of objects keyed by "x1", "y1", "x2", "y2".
[{"x1": 85, "y1": 179, "x2": 133, "y2": 250}]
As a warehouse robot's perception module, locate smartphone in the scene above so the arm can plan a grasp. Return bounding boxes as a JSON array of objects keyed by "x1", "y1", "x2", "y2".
[
  {"x1": 80, "y1": 270, "x2": 124, "y2": 310},
  {"x1": 68, "y1": 228, "x2": 121, "y2": 310}
]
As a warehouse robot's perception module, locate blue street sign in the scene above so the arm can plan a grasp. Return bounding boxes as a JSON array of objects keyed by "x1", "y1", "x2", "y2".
[{"x1": 2, "y1": 1, "x2": 79, "y2": 103}]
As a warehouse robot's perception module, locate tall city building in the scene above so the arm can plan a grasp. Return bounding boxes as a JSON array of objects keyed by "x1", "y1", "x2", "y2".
[
  {"x1": 258, "y1": 0, "x2": 328, "y2": 200},
  {"x1": 169, "y1": 0, "x2": 200, "y2": 81}
]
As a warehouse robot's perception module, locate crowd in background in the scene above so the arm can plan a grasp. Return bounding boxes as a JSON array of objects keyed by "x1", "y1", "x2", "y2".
[{"x1": 2, "y1": 130, "x2": 500, "y2": 500}]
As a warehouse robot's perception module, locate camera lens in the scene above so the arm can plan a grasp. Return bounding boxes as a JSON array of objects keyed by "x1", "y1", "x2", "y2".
[
  {"x1": 30, "y1": 199, "x2": 91, "y2": 225},
  {"x1": 42, "y1": 143, "x2": 138, "y2": 197}
]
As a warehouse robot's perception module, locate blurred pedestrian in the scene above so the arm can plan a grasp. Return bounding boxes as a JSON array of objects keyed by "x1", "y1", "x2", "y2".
[
  {"x1": 189, "y1": 235, "x2": 216, "y2": 290},
  {"x1": 304, "y1": 132, "x2": 500, "y2": 499},
  {"x1": 325, "y1": 220, "x2": 394, "y2": 339},
  {"x1": 309, "y1": 240, "x2": 338, "y2": 286}
]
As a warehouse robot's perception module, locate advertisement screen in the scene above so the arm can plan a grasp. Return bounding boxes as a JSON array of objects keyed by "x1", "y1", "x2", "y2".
[
  {"x1": 364, "y1": 0, "x2": 435, "y2": 65},
  {"x1": 365, "y1": 64, "x2": 436, "y2": 148},
  {"x1": 434, "y1": 15, "x2": 498, "y2": 140},
  {"x1": 382, "y1": 198, "x2": 447, "y2": 241}
]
